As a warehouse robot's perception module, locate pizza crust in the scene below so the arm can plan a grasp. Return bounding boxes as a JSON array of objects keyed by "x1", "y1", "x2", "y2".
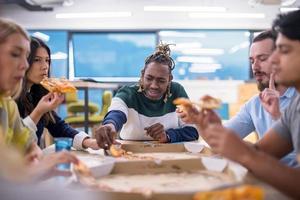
[
  {"x1": 40, "y1": 77, "x2": 77, "y2": 93},
  {"x1": 173, "y1": 95, "x2": 221, "y2": 111}
]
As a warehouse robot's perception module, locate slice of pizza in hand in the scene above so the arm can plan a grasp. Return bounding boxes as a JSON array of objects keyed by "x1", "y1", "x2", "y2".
[
  {"x1": 199, "y1": 95, "x2": 222, "y2": 110},
  {"x1": 173, "y1": 95, "x2": 221, "y2": 112},
  {"x1": 173, "y1": 98, "x2": 194, "y2": 112},
  {"x1": 73, "y1": 160, "x2": 97, "y2": 187},
  {"x1": 40, "y1": 77, "x2": 77, "y2": 93}
]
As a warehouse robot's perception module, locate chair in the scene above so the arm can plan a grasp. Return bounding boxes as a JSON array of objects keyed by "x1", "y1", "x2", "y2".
[
  {"x1": 65, "y1": 90, "x2": 113, "y2": 128},
  {"x1": 65, "y1": 92, "x2": 99, "y2": 115}
]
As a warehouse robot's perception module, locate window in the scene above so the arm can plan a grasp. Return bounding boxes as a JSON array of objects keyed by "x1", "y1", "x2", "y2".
[
  {"x1": 159, "y1": 30, "x2": 250, "y2": 80},
  {"x1": 71, "y1": 32, "x2": 156, "y2": 81}
]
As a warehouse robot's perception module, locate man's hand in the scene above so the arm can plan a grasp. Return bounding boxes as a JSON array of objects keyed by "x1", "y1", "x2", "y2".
[
  {"x1": 176, "y1": 105, "x2": 201, "y2": 124},
  {"x1": 177, "y1": 106, "x2": 221, "y2": 131},
  {"x1": 202, "y1": 124, "x2": 254, "y2": 164},
  {"x1": 259, "y1": 73, "x2": 281, "y2": 120},
  {"x1": 144, "y1": 123, "x2": 168, "y2": 143},
  {"x1": 94, "y1": 124, "x2": 117, "y2": 149}
]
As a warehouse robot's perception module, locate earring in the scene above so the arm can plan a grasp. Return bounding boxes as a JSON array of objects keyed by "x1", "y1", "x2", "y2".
[
  {"x1": 163, "y1": 84, "x2": 172, "y2": 103},
  {"x1": 138, "y1": 79, "x2": 143, "y2": 92}
]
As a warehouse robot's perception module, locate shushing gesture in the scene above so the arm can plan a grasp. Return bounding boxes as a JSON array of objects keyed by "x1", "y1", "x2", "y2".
[{"x1": 259, "y1": 73, "x2": 281, "y2": 120}]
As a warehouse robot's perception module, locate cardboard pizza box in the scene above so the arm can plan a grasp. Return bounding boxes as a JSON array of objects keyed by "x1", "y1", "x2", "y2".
[
  {"x1": 75, "y1": 156, "x2": 249, "y2": 200},
  {"x1": 118, "y1": 140, "x2": 213, "y2": 156}
]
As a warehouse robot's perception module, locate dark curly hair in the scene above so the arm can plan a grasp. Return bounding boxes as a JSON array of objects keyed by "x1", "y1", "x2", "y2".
[{"x1": 144, "y1": 41, "x2": 175, "y2": 72}]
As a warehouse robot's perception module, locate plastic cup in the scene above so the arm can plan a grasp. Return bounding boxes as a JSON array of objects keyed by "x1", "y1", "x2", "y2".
[{"x1": 54, "y1": 137, "x2": 73, "y2": 170}]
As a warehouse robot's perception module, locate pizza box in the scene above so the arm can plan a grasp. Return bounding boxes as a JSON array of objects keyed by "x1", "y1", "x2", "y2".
[
  {"x1": 117, "y1": 140, "x2": 213, "y2": 155},
  {"x1": 75, "y1": 156, "x2": 249, "y2": 200}
]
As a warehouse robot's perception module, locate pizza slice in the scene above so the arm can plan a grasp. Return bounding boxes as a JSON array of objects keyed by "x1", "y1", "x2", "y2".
[
  {"x1": 73, "y1": 159, "x2": 93, "y2": 177},
  {"x1": 73, "y1": 159, "x2": 97, "y2": 187},
  {"x1": 40, "y1": 77, "x2": 77, "y2": 93},
  {"x1": 173, "y1": 95, "x2": 221, "y2": 111},
  {"x1": 199, "y1": 95, "x2": 222, "y2": 110},
  {"x1": 193, "y1": 185, "x2": 264, "y2": 200},
  {"x1": 109, "y1": 145, "x2": 127, "y2": 157}
]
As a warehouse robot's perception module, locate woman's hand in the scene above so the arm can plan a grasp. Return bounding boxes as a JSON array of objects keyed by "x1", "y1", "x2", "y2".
[
  {"x1": 28, "y1": 151, "x2": 79, "y2": 181},
  {"x1": 30, "y1": 92, "x2": 64, "y2": 124},
  {"x1": 36, "y1": 92, "x2": 64, "y2": 114},
  {"x1": 25, "y1": 142, "x2": 43, "y2": 165}
]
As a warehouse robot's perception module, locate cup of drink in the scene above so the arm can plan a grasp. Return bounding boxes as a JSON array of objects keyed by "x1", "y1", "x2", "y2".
[{"x1": 54, "y1": 137, "x2": 73, "y2": 170}]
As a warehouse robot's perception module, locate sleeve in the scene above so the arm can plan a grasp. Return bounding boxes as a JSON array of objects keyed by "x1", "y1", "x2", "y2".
[
  {"x1": 46, "y1": 112, "x2": 81, "y2": 148},
  {"x1": 22, "y1": 116, "x2": 37, "y2": 132},
  {"x1": 73, "y1": 131, "x2": 90, "y2": 150},
  {"x1": 102, "y1": 110, "x2": 127, "y2": 132},
  {"x1": 47, "y1": 112, "x2": 90, "y2": 150},
  {"x1": 224, "y1": 102, "x2": 255, "y2": 138},
  {"x1": 166, "y1": 126, "x2": 199, "y2": 143},
  {"x1": 9, "y1": 101, "x2": 37, "y2": 152}
]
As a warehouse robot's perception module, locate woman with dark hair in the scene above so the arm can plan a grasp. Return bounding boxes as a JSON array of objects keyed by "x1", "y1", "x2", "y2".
[
  {"x1": 16, "y1": 37, "x2": 99, "y2": 150},
  {"x1": 95, "y1": 42, "x2": 198, "y2": 149}
]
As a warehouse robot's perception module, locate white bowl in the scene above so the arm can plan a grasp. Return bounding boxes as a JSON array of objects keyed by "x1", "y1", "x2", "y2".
[{"x1": 184, "y1": 142, "x2": 204, "y2": 153}]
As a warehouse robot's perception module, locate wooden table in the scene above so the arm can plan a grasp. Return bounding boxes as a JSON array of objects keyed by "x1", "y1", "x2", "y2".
[
  {"x1": 71, "y1": 81, "x2": 119, "y2": 133},
  {"x1": 44, "y1": 142, "x2": 292, "y2": 200}
]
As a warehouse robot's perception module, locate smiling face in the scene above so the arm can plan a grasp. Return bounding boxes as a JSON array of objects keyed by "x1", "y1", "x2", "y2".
[
  {"x1": 141, "y1": 62, "x2": 172, "y2": 100},
  {"x1": 249, "y1": 38, "x2": 274, "y2": 91},
  {"x1": 0, "y1": 33, "x2": 30, "y2": 95},
  {"x1": 270, "y1": 33, "x2": 300, "y2": 91},
  {"x1": 26, "y1": 47, "x2": 50, "y2": 85}
]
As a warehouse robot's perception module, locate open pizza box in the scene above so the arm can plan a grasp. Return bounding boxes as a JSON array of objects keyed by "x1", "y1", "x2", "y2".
[
  {"x1": 115, "y1": 140, "x2": 214, "y2": 159},
  {"x1": 74, "y1": 156, "x2": 249, "y2": 200}
]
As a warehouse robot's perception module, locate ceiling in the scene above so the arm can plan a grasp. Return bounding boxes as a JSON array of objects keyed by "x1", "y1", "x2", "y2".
[{"x1": 0, "y1": 0, "x2": 299, "y2": 30}]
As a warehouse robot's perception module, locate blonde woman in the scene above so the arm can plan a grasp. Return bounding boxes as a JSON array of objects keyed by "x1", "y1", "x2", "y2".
[{"x1": 0, "y1": 18, "x2": 78, "y2": 181}]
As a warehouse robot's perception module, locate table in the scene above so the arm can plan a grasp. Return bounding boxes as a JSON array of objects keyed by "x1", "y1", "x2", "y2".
[
  {"x1": 43, "y1": 142, "x2": 292, "y2": 200},
  {"x1": 71, "y1": 81, "x2": 119, "y2": 133}
]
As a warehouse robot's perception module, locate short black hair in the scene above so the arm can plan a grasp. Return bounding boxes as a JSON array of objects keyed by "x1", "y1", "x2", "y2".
[
  {"x1": 272, "y1": 9, "x2": 300, "y2": 41},
  {"x1": 253, "y1": 30, "x2": 276, "y2": 43}
]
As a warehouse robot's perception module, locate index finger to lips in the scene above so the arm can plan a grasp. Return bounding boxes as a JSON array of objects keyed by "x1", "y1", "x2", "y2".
[{"x1": 269, "y1": 73, "x2": 275, "y2": 90}]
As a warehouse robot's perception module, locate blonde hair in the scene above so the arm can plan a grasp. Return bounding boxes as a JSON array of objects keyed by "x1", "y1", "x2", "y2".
[{"x1": 0, "y1": 18, "x2": 29, "y2": 98}]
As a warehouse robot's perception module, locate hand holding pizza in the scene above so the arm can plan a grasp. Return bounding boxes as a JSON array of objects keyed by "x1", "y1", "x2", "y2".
[
  {"x1": 36, "y1": 92, "x2": 64, "y2": 114},
  {"x1": 174, "y1": 95, "x2": 222, "y2": 131},
  {"x1": 40, "y1": 77, "x2": 77, "y2": 93},
  {"x1": 94, "y1": 124, "x2": 118, "y2": 149}
]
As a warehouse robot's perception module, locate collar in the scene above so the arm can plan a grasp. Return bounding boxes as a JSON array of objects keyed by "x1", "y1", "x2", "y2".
[
  {"x1": 296, "y1": 93, "x2": 300, "y2": 112},
  {"x1": 281, "y1": 87, "x2": 296, "y2": 99}
]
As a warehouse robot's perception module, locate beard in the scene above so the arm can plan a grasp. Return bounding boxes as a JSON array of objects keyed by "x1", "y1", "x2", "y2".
[
  {"x1": 257, "y1": 81, "x2": 278, "y2": 91},
  {"x1": 257, "y1": 82, "x2": 268, "y2": 91}
]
